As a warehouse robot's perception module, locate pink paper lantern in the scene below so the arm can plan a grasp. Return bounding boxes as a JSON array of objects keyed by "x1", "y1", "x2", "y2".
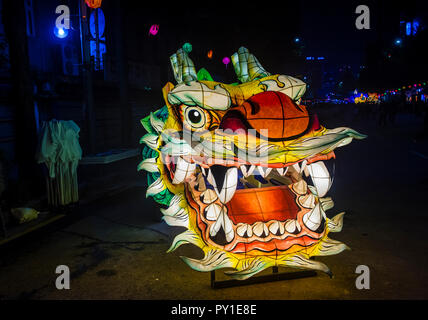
[
  {"x1": 149, "y1": 24, "x2": 159, "y2": 36},
  {"x1": 222, "y1": 56, "x2": 230, "y2": 68}
]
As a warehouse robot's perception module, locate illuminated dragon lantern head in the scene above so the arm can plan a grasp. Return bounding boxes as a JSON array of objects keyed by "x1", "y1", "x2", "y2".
[{"x1": 139, "y1": 44, "x2": 366, "y2": 280}]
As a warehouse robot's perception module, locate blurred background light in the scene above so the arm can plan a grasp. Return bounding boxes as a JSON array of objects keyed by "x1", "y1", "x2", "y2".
[{"x1": 54, "y1": 26, "x2": 68, "y2": 38}]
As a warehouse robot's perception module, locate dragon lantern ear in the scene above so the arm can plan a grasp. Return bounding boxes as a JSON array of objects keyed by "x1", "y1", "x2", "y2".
[
  {"x1": 231, "y1": 47, "x2": 271, "y2": 83},
  {"x1": 170, "y1": 43, "x2": 198, "y2": 84}
]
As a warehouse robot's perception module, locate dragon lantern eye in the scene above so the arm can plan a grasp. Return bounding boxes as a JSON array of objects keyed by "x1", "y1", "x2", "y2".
[
  {"x1": 184, "y1": 106, "x2": 206, "y2": 129},
  {"x1": 189, "y1": 110, "x2": 201, "y2": 123}
]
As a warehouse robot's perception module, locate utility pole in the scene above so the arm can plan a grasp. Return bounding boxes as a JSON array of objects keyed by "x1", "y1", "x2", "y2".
[
  {"x1": 114, "y1": 1, "x2": 131, "y2": 147},
  {"x1": 79, "y1": 0, "x2": 96, "y2": 154}
]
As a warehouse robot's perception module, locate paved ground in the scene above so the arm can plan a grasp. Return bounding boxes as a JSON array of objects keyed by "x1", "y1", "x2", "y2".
[{"x1": 0, "y1": 104, "x2": 427, "y2": 300}]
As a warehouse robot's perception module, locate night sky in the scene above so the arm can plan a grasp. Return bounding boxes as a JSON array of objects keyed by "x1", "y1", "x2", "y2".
[
  {"x1": 122, "y1": 0, "x2": 427, "y2": 83},
  {"x1": 301, "y1": 0, "x2": 428, "y2": 71},
  {"x1": 300, "y1": 1, "x2": 377, "y2": 69}
]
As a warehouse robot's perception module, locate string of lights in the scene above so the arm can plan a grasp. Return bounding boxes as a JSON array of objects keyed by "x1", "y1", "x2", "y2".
[{"x1": 380, "y1": 82, "x2": 427, "y2": 96}]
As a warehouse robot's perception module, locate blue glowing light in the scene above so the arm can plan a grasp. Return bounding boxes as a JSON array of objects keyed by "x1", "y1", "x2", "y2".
[
  {"x1": 90, "y1": 41, "x2": 106, "y2": 70},
  {"x1": 54, "y1": 26, "x2": 68, "y2": 38},
  {"x1": 412, "y1": 20, "x2": 419, "y2": 35},
  {"x1": 317, "y1": 56, "x2": 325, "y2": 60},
  {"x1": 89, "y1": 8, "x2": 107, "y2": 71},
  {"x1": 394, "y1": 38, "x2": 402, "y2": 45},
  {"x1": 406, "y1": 22, "x2": 411, "y2": 36},
  {"x1": 294, "y1": 37, "x2": 300, "y2": 43},
  {"x1": 90, "y1": 8, "x2": 105, "y2": 38}
]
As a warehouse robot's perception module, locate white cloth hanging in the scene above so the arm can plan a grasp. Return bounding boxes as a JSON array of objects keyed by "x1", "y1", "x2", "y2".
[{"x1": 36, "y1": 120, "x2": 82, "y2": 206}]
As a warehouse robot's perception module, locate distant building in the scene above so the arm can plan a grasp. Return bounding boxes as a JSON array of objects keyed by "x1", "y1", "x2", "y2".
[{"x1": 302, "y1": 56, "x2": 326, "y2": 99}]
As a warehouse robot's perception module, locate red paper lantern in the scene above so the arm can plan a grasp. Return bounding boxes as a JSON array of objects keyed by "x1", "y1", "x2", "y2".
[
  {"x1": 85, "y1": 0, "x2": 102, "y2": 9},
  {"x1": 222, "y1": 56, "x2": 230, "y2": 68}
]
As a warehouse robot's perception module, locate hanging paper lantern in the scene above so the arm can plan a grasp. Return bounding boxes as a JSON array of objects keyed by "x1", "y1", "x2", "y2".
[
  {"x1": 85, "y1": 0, "x2": 102, "y2": 9},
  {"x1": 207, "y1": 50, "x2": 213, "y2": 59},
  {"x1": 149, "y1": 24, "x2": 159, "y2": 36},
  {"x1": 222, "y1": 56, "x2": 230, "y2": 68},
  {"x1": 182, "y1": 42, "x2": 192, "y2": 53}
]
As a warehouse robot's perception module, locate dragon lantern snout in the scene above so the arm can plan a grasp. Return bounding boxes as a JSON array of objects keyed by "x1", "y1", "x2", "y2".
[{"x1": 220, "y1": 91, "x2": 312, "y2": 140}]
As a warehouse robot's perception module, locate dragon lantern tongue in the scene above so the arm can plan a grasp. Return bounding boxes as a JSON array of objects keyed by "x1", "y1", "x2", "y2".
[{"x1": 225, "y1": 185, "x2": 299, "y2": 224}]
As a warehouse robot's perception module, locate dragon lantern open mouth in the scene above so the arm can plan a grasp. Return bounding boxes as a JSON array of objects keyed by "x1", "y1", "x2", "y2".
[{"x1": 139, "y1": 45, "x2": 366, "y2": 280}]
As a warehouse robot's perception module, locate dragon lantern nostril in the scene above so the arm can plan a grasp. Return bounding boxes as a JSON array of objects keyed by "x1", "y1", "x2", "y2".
[
  {"x1": 219, "y1": 111, "x2": 249, "y2": 132},
  {"x1": 311, "y1": 114, "x2": 321, "y2": 131}
]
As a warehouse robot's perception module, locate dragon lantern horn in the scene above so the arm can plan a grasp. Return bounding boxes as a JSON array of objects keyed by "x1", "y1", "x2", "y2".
[
  {"x1": 231, "y1": 47, "x2": 271, "y2": 83},
  {"x1": 170, "y1": 43, "x2": 198, "y2": 84}
]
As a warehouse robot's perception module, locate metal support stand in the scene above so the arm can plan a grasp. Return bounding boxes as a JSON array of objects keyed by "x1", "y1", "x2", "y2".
[{"x1": 210, "y1": 267, "x2": 317, "y2": 289}]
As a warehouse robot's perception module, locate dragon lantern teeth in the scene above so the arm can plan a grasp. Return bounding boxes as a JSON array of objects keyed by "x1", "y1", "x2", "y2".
[{"x1": 167, "y1": 154, "x2": 333, "y2": 243}]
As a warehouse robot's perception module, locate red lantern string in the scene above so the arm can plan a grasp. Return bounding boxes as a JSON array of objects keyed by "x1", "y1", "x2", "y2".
[{"x1": 85, "y1": 0, "x2": 102, "y2": 9}]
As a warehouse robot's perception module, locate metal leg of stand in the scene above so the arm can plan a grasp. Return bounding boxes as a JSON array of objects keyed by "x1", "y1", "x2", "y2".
[
  {"x1": 0, "y1": 208, "x2": 7, "y2": 238},
  {"x1": 210, "y1": 270, "x2": 216, "y2": 288},
  {"x1": 210, "y1": 267, "x2": 317, "y2": 289}
]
